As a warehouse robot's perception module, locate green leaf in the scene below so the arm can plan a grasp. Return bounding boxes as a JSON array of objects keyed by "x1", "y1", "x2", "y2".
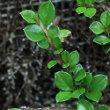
[
  {"x1": 96, "y1": 0, "x2": 104, "y2": 3},
  {"x1": 75, "y1": 69, "x2": 86, "y2": 82},
  {"x1": 59, "y1": 29, "x2": 71, "y2": 42},
  {"x1": 38, "y1": 0, "x2": 55, "y2": 26},
  {"x1": 54, "y1": 48, "x2": 63, "y2": 55},
  {"x1": 53, "y1": 37, "x2": 61, "y2": 49},
  {"x1": 47, "y1": 60, "x2": 58, "y2": 69},
  {"x1": 55, "y1": 71, "x2": 74, "y2": 91},
  {"x1": 48, "y1": 26, "x2": 60, "y2": 39},
  {"x1": 85, "y1": 0, "x2": 96, "y2": 6},
  {"x1": 62, "y1": 63, "x2": 70, "y2": 68},
  {"x1": 61, "y1": 50, "x2": 70, "y2": 63},
  {"x1": 89, "y1": 21, "x2": 105, "y2": 34},
  {"x1": 84, "y1": 8, "x2": 96, "y2": 18},
  {"x1": 77, "y1": 99, "x2": 94, "y2": 110},
  {"x1": 56, "y1": 91, "x2": 72, "y2": 102},
  {"x1": 77, "y1": 0, "x2": 85, "y2": 6},
  {"x1": 93, "y1": 35, "x2": 110, "y2": 45},
  {"x1": 105, "y1": 46, "x2": 110, "y2": 54},
  {"x1": 37, "y1": 38, "x2": 49, "y2": 49},
  {"x1": 71, "y1": 88, "x2": 85, "y2": 98},
  {"x1": 69, "y1": 65, "x2": 76, "y2": 73},
  {"x1": 97, "y1": 105, "x2": 109, "y2": 110},
  {"x1": 69, "y1": 50, "x2": 79, "y2": 67},
  {"x1": 81, "y1": 72, "x2": 92, "y2": 87},
  {"x1": 85, "y1": 91, "x2": 102, "y2": 102},
  {"x1": 100, "y1": 11, "x2": 110, "y2": 27},
  {"x1": 73, "y1": 64, "x2": 83, "y2": 75},
  {"x1": 76, "y1": 7, "x2": 86, "y2": 14},
  {"x1": 8, "y1": 108, "x2": 21, "y2": 110},
  {"x1": 20, "y1": 10, "x2": 37, "y2": 23},
  {"x1": 24, "y1": 24, "x2": 45, "y2": 42},
  {"x1": 89, "y1": 75, "x2": 108, "y2": 91}
]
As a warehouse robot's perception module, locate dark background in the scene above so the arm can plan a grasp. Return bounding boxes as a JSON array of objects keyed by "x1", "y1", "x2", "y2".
[{"x1": 0, "y1": 0, "x2": 110, "y2": 110}]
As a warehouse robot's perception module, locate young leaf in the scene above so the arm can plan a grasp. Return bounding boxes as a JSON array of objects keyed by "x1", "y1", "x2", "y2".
[
  {"x1": 81, "y1": 72, "x2": 92, "y2": 87},
  {"x1": 24, "y1": 24, "x2": 45, "y2": 42},
  {"x1": 73, "y1": 64, "x2": 83, "y2": 75},
  {"x1": 47, "y1": 60, "x2": 58, "y2": 69},
  {"x1": 48, "y1": 26, "x2": 60, "y2": 39},
  {"x1": 93, "y1": 35, "x2": 110, "y2": 45},
  {"x1": 55, "y1": 71, "x2": 74, "y2": 91},
  {"x1": 76, "y1": 7, "x2": 86, "y2": 14},
  {"x1": 20, "y1": 10, "x2": 37, "y2": 23},
  {"x1": 84, "y1": 8, "x2": 96, "y2": 18},
  {"x1": 69, "y1": 50, "x2": 79, "y2": 67},
  {"x1": 61, "y1": 50, "x2": 70, "y2": 63},
  {"x1": 89, "y1": 21, "x2": 105, "y2": 34},
  {"x1": 77, "y1": 99, "x2": 94, "y2": 110},
  {"x1": 59, "y1": 29, "x2": 71, "y2": 42},
  {"x1": 53, "y1": 37, "x2": 61, "y2": 49},
  {"x1": 75, "y1": 69, "x2": 86, "y2": 82},
  {"x1": 56, "y1": 91, "x2": 72, "y2": 102},
  {"x1": 62, "y1": 63, "x2": 70, "y2": 68},
  {"x1": 85, "y1": 0, "x2": 96, "y2": 6},
  {"x1": 100, "y1": 11, "x2": 110, "y2": 27},
  {"x1": 77, "y1": 0, "x2": 85, "y2": 6},
  {"x1": 97, "y1": 105, "x2": 109, "y2": 110},
  {"x1": 85, "y1": 91, "x2": 102, "y2": 102},
  {"x1": 71, "y1": 88, "x2": 85, "y2": 98},
  {"x1": 37, "y1": 38, "x2": 49, "y2": 49},
  {"x1": 89, "y1": 75, "x2": 108, "y2": 91},
  {"x1": 54, "y1": 48, "x2": 63, "y2": 55},
  {"x1": 38, "y1": 0, "x2": 55, "y2": 26}
]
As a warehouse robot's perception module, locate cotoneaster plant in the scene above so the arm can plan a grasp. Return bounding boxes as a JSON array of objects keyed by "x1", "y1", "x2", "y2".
[{"x1": 9, "y1": 0, "x2": 109, "y2": 110}]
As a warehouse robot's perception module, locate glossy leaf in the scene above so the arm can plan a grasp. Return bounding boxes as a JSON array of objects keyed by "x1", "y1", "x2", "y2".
[
  {"x1": 89, "y1": 21, "x2": 105, "y2": 34},
  {"x1": 75, "y1": 69, "x2": 86, "y2": 82},
  {"x1": 81, "y1": 72, "x2": 92, "y2": 87},
  {"x1": 84, "y1": 8, "x2": 96, "y2": 18},
  {"x1": 24, "y1": 24, "x2": 45, "y2": 42},
  {"x1": 85, "y1": 91, "x2": 102, "y2": 102},
  {"x1": 37, "y1": 38, "x2": 49, "y2": 49},
  {"x1": 69, "y1": 51, "x2": 79, "y2": 67},
  {"x1": 77, "y1": 99, "x2": 94, "y2": 110},
  {"x1": 53, "y1": 37, "x2": 61, "y2": 49},
  {"x1": 47, "y1": 60, "x2": 58, "y2": 69},
  {"x1": 77, "y1": 0, "x2": 85, "y2": 6},
  {"x1": 48, "y1": 26, "x2": 60, "y2": 39},
  {"x1": 93, "y1": 35, "x2": 110, "y2": 45},
  {"x1": 20, "y1": 10, "x2": 37, "y2": 23},
  {"x1": 71, "y1": 88, "x2": 85, "y2": 98},
  {"x1": 76, "y1": 7, "x2": 86, "y2": 14},
  {"x1": 56, "y1": 91, "x2": 72, "y2": 102},
  {"x1": 89, "y1": 75, "x2": 108, "y2": 91},
  {"x1": 62, "y1": 63, "x2": 70, "y2": 68},
  {"x1": 73, "y1": 64, "x2": 83, "y2": 75},
  {"x1": 55, "y1": 71, "x2": 74, "y2": 91},
  {"x1": 97, "y1": 105, "x2": 109, "y2": 110},
  {"x1": 38, "y1": 0, "x2": 55, "y2": 26},
  {"x1": 61, "y1": 50, "x2": 70, "y2": 63},
  {"x1": 54, "y1": 48, "x2": 63, "y2": 55},
  {"x1": 100, "y1": 11, "x2": 110, "y2": 27}
]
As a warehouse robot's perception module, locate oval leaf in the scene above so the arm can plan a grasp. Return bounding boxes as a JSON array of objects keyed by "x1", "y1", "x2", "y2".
[
  {"x1": 89, "y1": 75, "x2": 108, "y2": 91},
  {"x1": 24, "y1": 24, "x2": 45, "y2": 42},
  {"x1": 20, "y1": 10, "x2": 37, "y2": 23},
  {"x1": 38, "y1": 1, "x2": 55, "y2": 26},
  {"x1": 85, "y1": 91, "x2": 102, "y2": 102},
  {"x1": 76, "y1": 7, "x2": 86, "y2": 14},
  {"x1": 71, "y1": 88, "x2": 85, "y2": 98},
  {"x1": 56, "y1": 91, "x2": 72, "y2": 102},
  {"x1": 37, "y1": 38, "x2": 49, "y2": 49},
  {"x1": 89, "y1": 21, "x2": 105, "y2": 34},
  {"x1": 55, "y1": 71, "x2": 74, "y2": 91},
  {"x1": 54, "y1": 48, "x2": 63, "y2": 55},
  {"x1": 53, "y1": 37, "x2": 61, "y2": 49},
  {"x1": 47, "y1": 60, "x2": 58, "y2": 69},
  {"x1": 77, "y1": 99, "x2": 94, "y2": 110}
]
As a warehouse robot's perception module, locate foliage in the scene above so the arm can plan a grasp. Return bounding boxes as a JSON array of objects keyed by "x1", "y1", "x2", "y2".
[{"x1": 17, "y1": 0, "x2": 110, "y2": 110}]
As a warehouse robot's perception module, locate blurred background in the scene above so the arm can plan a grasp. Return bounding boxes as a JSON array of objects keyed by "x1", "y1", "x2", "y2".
[{"x1": 0, "y1": 0, "x2": 110, "y2": 110}]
